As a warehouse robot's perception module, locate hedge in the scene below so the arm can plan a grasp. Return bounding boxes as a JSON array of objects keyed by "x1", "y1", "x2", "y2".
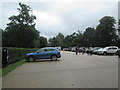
[{"x1": 5, "y1": 47, "x2": 39, "y2": 64}]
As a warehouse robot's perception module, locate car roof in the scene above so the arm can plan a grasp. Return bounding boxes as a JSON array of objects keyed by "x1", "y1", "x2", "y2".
[
  {"x1": 105, "y1": 46, "x2": 118, "y2": 48},
  {"x1": 41, "y1": 47, "x2": 58, "y2": 49}
]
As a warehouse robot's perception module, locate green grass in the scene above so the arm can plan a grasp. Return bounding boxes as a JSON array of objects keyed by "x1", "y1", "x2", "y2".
[{"x1": 0, "y1": 59, "x2": 26, "y2": 77}]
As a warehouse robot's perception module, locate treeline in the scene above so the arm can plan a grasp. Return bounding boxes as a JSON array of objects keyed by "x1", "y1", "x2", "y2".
[
  {"x1": 48, "y1": 16, "x2": 120, "y2": 48},
  {"x1": 2, "y1": 3, "x2": 120, "y2": 48}
]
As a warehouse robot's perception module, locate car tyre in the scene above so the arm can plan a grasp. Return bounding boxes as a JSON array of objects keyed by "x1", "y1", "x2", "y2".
[
  {"x1": 103, "y1": 52, "x2": 107, "y2": 55},
  {"x1": 29, "y1": 56, "x2": 35, "y2": 62},
  {"x1": 119, "y1": 55, "x2": 120, "y2": 58},
  {"x1": 116, "y1": 51, "x2": 118, "y2": 55},
  {"x1": 51, "y1": 55, "x2": 57, "y2": 61}
]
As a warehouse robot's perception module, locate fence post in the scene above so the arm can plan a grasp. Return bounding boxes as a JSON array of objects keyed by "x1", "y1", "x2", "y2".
[{"x1": 2, "y1": 48, "x2": 8, "y2": 68}]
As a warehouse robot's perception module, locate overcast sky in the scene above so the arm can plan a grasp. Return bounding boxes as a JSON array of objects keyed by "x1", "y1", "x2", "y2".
[{"x1": 1, "y1": 0, "x2": 119, "y2": 39}]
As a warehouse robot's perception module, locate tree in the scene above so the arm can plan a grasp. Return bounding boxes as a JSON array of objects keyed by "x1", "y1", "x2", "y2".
[
  {"x1": 39, "y1": 36, "x2": 47, "y2": 48},
  {"x1": 64, "y1": 31, "x2": 83, "y2": 47},
  {"x1": 116, "y1": 19, "x2": 120, "y2": 47},
  {"x1": 64, "y1": 35, "x2": 72, "y2": 47},
  {"x1": 118, "y1": 19, "x2": 120, "y2": 36},
  {"x1": 56, "y1": 33, "x2": 65, "y2": 47},
  {"x1": 33, "y1": 36, "x2": 47, "y2": 48},
  {"x1": 3, "y1": 3, "x2": 39, "y2": 48},
  {"x1": 0, "y1": 29, "x2": 2, "y2": 47},
  {"x1": 48, "y1": 37, "x2": 59, "y2": 47},
  {"x1": 83, "y1": 27, "x2": 95, "y2": 47},
  {"x1": 95, "y1": 16, "x2": 117, "y2": 47},
  {"x1": 48, "y1": 33, "x2": 65, "y2": 48}
]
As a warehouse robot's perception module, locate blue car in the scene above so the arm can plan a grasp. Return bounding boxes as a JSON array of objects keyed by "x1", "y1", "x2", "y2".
[{"x1": 25, "y1": 47, "x2": 61, "y2": 62}]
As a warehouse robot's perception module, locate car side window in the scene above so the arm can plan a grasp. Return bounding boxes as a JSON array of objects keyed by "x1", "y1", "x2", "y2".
[
  {"x1": 39, "y1": 49, "x2": 45, "y2": 52},
  {"x1": 50, "y1": 49, "x2": 55, "y2": 51},
  {"x1": 108, "y1": 48, "x2": 112, "y2": 50},
  {"x1": 112, "y1": 48, "x2": 117, "y2": 49},
  {"x1": 38, "y1": 49, "x2": 55, "y2": 52},
  {"x1": 51, "y1": 49, "x2": 55, "y2": 51},
  {"x1": 45, "y1": 49, "x2": 50, "y2": 52},
  {"x1": 45, "y1": 49, "x2": 55, "y2": 51}
]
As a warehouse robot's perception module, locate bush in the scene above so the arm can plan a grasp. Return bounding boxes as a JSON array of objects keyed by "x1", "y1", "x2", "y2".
[{"x1": 5, "y1": 47, "x2": 39, "y2": 64}]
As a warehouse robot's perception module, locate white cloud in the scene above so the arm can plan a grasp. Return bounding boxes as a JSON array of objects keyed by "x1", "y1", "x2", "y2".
[{"x1": 33, "y1": 11, "x2": 62, "y2": 26}]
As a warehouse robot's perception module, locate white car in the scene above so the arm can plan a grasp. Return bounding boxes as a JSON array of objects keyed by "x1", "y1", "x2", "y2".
[
  {"x1": 92, "y1": 47, "x2": 101, "y2": 54},
  {"x1": 97, "y1": 48, "x2": 104, "y2": 54},
  {"x1": 97, "y1": 46, "x2": 118, "y2": 55}
]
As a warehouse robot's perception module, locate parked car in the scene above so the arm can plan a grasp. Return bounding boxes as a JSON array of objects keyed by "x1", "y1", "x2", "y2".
[
  {"x1": 97, "y1": 48, "x2": 104, "y2": 55},
  {"x1": 97, "y1": 46, "x2": 118, "y2": 55},
  {"x1": 117, "y1": 49, "x2": 120, "y2": 58},
  {"x1": 71, "y1": 47, "x2": 76, "y2": 52},
  {"x1": 25, "y1": 47, "x2": 61, "y2": 62},
  {"x1": 68, "y1": 47, "x2": 72, "y2": 51},
  {"x1": 63, "y1": 48, "x2": 68, "y2": 51},
  {"x1": 92, "y1": 47, "x2": 101, "y2": 54}
]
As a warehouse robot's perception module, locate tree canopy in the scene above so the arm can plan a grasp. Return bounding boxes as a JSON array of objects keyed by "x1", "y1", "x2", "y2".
[
  {"x1": 3, "y1": 3, "x2": 39, "y2": 48},
  {"x1": 95, "y1": 16, "x2": 117, "y2": 46}
]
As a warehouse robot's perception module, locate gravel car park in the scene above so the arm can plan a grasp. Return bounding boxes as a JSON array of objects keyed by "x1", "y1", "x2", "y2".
[{"x1": 3, "y1": 51, "x2": 118, "y2": 88}]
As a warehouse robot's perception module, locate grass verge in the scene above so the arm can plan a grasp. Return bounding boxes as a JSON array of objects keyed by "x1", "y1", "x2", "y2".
[{"x1": 0, "y1": 59, "x2": 26, "y2": 77}]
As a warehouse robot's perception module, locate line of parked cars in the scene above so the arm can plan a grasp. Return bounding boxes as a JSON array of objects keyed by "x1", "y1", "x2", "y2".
[{"x1": 63, "y1": 46, "x2": 120, "y2": 57}]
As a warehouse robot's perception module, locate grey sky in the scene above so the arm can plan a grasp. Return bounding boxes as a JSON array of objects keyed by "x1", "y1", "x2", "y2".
[{"x1": 1, "y1": 0, "x2": 119, "y2": 39}]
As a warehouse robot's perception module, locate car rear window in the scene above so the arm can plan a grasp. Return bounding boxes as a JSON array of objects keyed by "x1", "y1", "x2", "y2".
[{"x1": 112, "y1": 48, "x2": 117, "y2": 49}]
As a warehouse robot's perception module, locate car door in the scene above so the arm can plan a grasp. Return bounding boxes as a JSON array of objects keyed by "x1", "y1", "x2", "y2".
[
  {"x1": 35, "y1": 49, "x2": 45, "y2": 59},
  {"x1": 43, "y1": 49, "x2": 52, "y2": 58},
  {"x1": 38, "y1": 49, "x2": 52, "y2": 59},
  {"x1": 107, "y1": 47, "x2": 117, "y2": 54},
  {"x1": 107, "y1": 48, "x2": 112, "y2": 53},
  {"x1": 35, "y1": 49, "x2": 49, "y2": 59},
  {"x1": 111, "y1": 48, "x2": 118, "y2": 54}
]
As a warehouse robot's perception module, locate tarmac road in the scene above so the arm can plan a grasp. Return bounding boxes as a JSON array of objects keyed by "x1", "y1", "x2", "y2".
[{"x1": 2, "y1": 51, "x2": 118, "y2": 88}]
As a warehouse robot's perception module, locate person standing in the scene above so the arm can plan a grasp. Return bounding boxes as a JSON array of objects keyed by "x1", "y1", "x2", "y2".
[{"x1": 75, "y1": 46, "x2": 79, "y2": 55}]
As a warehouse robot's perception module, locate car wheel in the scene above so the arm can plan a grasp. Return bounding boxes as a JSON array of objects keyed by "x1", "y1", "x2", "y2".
[
  {"x1": 29, "y1": 56, "x2": 35, "y2": 62},
  {"x1": 116, "y1": 51, "x2": 118, "y2": 55},
  {"x1": 51, "y1": 55, "x2": 57, "y2": 61},
  {"x1": 119, "y1": 55, "x2": 120, "y2": 58},
  {"x1": 103, "y1": 52, "x2": 107, "y2": 55}
]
